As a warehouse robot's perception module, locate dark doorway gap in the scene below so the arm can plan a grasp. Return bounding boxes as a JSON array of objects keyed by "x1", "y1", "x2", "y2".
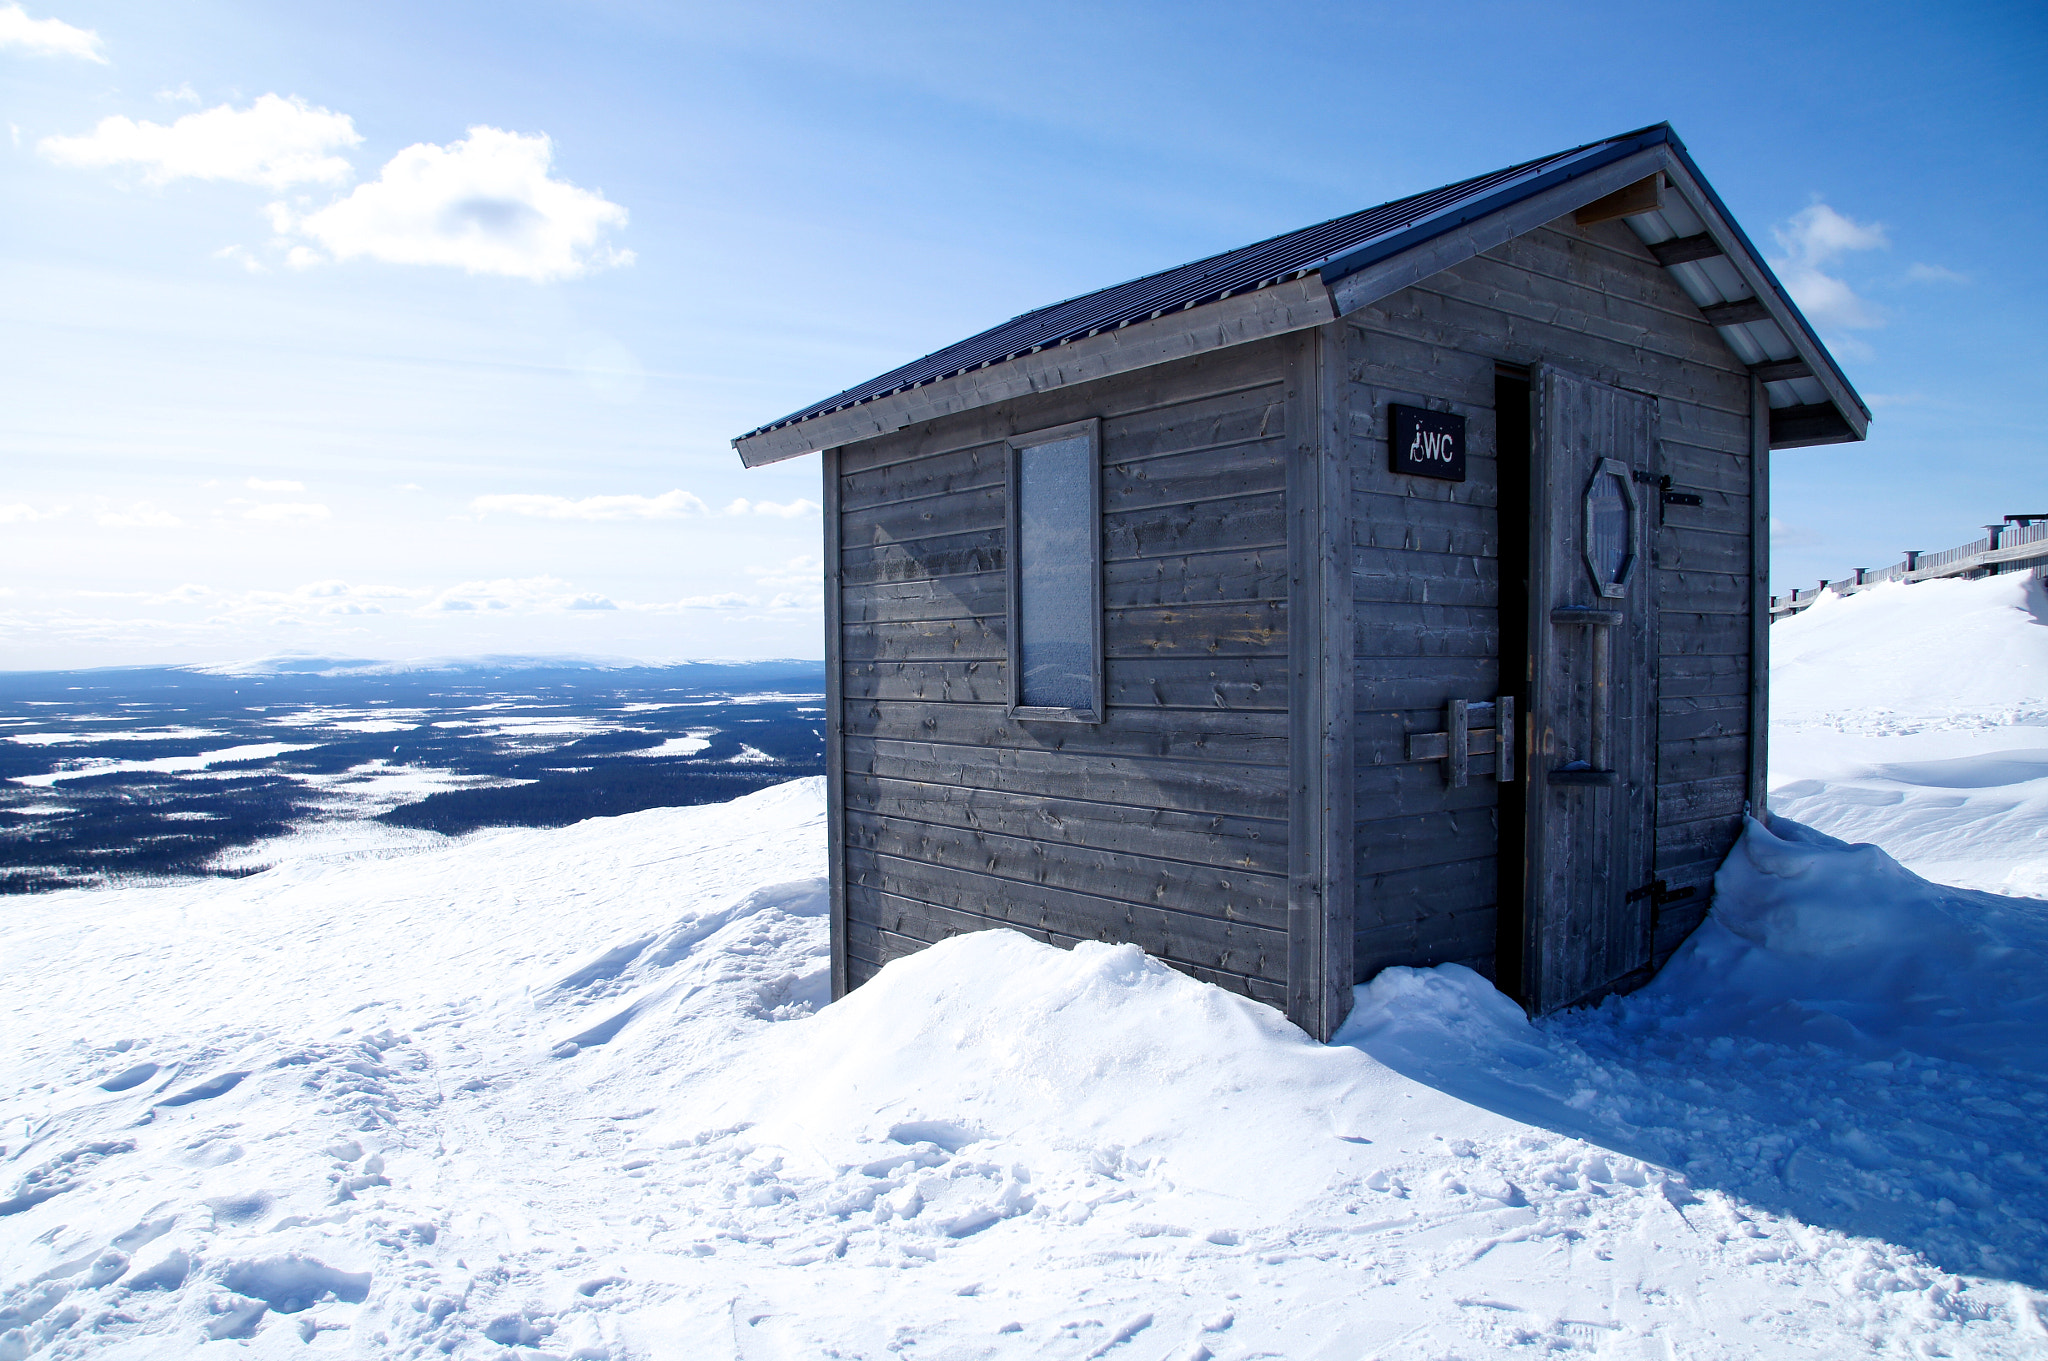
[{"x1": 1492, "y1": 363, "x2": 1533, "y2": 1007}]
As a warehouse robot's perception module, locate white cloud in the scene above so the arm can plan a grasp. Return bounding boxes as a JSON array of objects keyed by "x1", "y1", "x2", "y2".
[
  {"x1": 423, "y1": 576, "x2": 617, "y2": 614},
  {"x1": 0, "y1": 4, "x2": 105, "y2": 62},
  {"x1": 1, "y1": 502, "x2": 63, "y2": 523},
  {"x1": 97, "y1": 502, "x2": 181, "y2": 528},
  {"x1": 184, "y1": 579, "x2": 425, "y2": 623},
  {"x1": 1769, "y1": 516, "x2": 1823, "y2": 550},
  {"x1": 723, "y1": 497, "x2": 822, "y2": 518},
  {"x1": 1905, "y1": 262, "x2": 1969, "y2": 285},
  {"x1": 632, "y1": 592, "x2": 754, "y2": 613},
  {"x1": 40, "y1": 94, "x2": 359, "y2": 188},
  {"x1": 213, "y1": 243, "x2": 267, "y2": 273},
  {"x1": 159, "y1": 82, "x2": 200, "y2": 104},
  {"x1": 471, "y1": 490, "x2": 709, "y2": 521},
  {"x1": 246, "y1": 477, "x2": 305, "y2": 492},
  {"x1": 275, "y1": 126, "x2": 631, "y2": 281},
  {"x1": 1769, "y1": 202, "x2": 1888, "y2": 334},
  {"x1": 746, "y1": 555, "x2": 823, "y2": 590},
  {"x1": 239, "y1": 501, "x2": 329, "y2": 523}
]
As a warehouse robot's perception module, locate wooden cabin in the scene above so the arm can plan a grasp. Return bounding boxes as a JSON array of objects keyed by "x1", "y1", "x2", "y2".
[{"x1": 730, "y1": 123, "x2": 1868, "y2": 1040}]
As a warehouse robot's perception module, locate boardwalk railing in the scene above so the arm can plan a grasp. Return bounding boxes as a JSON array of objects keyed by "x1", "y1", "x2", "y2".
[{"x1": 1770, "y1": 516, "x2": 2048, "y2": 618}]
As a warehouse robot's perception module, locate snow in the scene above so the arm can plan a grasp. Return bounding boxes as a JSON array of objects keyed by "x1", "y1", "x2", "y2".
[
  {"x1": 8, "y1": 728, "x2": 227, "y2": 746},
  {"x1": 4, "y1": 579, "x2": 2046, "y2": 1358},
  {"x1": 9, "y1": 743, "x2": 320, "y2": 789},
  {"x1": 1769, "y1": 574, "x2": 2048, "y2": 895},
  {"x1": 3, "y1": 778, "x2": 2043, "y2": 1357}
]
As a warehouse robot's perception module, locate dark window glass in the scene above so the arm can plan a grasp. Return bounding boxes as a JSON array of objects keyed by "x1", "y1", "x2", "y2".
[{"x1": 1016, "y1": 435, "x2": 1095, "y2": 711}]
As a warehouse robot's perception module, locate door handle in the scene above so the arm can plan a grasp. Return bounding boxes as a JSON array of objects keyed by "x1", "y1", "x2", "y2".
[
  {"x1": 1407, "y1": 696, "x2": 1516, "y2": 788},
  {"x1": 1548, "y1": 607, "x2": 1621, "y2": 786}
]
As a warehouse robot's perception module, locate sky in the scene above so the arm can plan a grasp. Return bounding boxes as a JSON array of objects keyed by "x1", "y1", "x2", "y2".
[{"x1": 1, "y1": 0, "x2": 2042, "y2": 670}]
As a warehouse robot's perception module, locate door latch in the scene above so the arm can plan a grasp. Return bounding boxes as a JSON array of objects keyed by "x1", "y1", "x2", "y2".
[
  {"x1": 1407, "y1": 696, "x2": 1516, "y2": 787},
  {"x1": 1631, "y1": 470, "x2": 1703, "y2": 523}
]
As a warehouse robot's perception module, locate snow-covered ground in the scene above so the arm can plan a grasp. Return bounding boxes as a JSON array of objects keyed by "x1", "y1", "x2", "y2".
[
  {"x1": 3, "y1": 580, "x2": 2046, "y2": 1358},
  {"x1": 1769, "y1": 574, "x2": 2048, "y2": 897}
]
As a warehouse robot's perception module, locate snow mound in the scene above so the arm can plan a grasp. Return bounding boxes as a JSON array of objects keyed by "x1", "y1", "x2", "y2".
[
  {"x1": 1772, "y1": 574, "x2": 2048, "y2": 730},
  {"x1": 4, "y1": 780, "x2": 2045, "y2": 1356},
  {"x1": 1661, "y1": 813, "x2": 2048, "y2": 1076},
  {"x1": 1770, "y1": 573, "x2": 2048, "y2": 895}
]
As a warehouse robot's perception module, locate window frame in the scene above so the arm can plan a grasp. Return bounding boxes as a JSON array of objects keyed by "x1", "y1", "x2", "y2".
[{"x1": 1004, "y1": 416, "x2": 1105, "y2": 725}]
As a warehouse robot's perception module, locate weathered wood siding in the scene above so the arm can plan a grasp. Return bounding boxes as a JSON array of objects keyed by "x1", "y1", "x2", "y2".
[
  {"x1": 1345, "y1": 215, "x2": 1754, "y2": 984},
  {"x1": 834, "y1": 337, "x2": 1299, "y2": 1006}
]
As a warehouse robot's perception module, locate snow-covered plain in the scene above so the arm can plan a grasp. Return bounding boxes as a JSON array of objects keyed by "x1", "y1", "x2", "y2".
[
  {"x1": 3, "y1": 582, "x2": 2046, "y2": 1358},
  {"x1": 1768, "y1": 574, "x2": 2048, "y2": 897}
]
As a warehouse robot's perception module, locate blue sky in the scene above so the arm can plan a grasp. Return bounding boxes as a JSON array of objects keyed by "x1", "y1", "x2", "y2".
[{"x1": 2, "y1": 0, "x2": 2042, "y2": 668}]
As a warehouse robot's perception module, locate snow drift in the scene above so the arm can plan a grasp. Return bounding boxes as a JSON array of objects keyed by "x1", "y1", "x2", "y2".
[
  {"x1": 1769, "y1": 573, "x2": 2048, "y2": 895},
  {"x1": 4, "y1": 778, "x2": 2044, "y2": 1358}
]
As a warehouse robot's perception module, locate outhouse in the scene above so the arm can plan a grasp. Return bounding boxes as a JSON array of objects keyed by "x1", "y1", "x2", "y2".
[{"x1": 730, "y1": 123, "x2": 1867, "y2": 1040}]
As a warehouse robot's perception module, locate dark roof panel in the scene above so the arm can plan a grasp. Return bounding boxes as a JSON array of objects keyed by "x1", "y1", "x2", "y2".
[{"x1": 736, "y1": 125, "x2": 1673, "y2": 444}]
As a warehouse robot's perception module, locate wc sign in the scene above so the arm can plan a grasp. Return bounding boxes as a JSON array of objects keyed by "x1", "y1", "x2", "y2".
[{"x1": 1389, "y1": 405, "x2": 1466, "y2": 482}]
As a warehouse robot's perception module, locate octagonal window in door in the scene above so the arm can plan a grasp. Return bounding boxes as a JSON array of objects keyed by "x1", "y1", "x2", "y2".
[{"x1": 1583, "y1": 459, "x2": 1638, "y2": 598}]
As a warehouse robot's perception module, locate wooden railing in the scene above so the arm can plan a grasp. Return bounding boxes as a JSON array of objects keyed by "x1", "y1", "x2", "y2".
[{"x1": 1770, "y1": 516, "x2": 2048, "y2": 618}]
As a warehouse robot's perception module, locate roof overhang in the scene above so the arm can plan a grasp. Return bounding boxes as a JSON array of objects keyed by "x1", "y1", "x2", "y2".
[{"x1": 733, "y1": 126, "x2": 1867, "y2": 466}]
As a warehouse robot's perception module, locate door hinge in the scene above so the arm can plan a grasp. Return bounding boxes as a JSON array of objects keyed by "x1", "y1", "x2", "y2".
[{"x1": 1631, "y1": 471, "x2": 1703, "y2": 523}]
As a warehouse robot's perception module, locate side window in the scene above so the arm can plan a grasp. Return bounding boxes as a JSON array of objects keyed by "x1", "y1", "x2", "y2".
[{"x1": 1006, "y1": 418, "x2": 1103, "y2": 723}]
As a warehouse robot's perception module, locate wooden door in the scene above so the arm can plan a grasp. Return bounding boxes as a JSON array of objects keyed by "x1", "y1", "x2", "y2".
[{"x1": 1523, "y1": 366, "x2": 1659, "y2": 1013}]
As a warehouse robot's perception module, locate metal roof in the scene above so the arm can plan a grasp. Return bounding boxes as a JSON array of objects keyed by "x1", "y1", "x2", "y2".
[{"x1": 733, "y1": 123, "x2": 1865, "y2": 453}]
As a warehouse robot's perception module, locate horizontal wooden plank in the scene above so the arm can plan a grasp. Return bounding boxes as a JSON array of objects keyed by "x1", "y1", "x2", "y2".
[
  {"x1": 1353, "y1": 489, "x2": 1499, "y2": 557},
  {"x1": 844, "y1": 699, "x2": 1288, "y2": 766},
  {"x1": 846, "y1": 657, "x2": 1292, "y2": 711},
  {"x1": 843, "y1": 616, "x2": 1005, "y2": 663},
  {"x1": 1104, "y1": 547, "x2": 1288, "y2": 607},
  {"x1": 1353, "y1": 757, "x2": 1506, "y2": 817},
  {"x1": 1105, "y1": 657, "x2": 1291, "y2": 710},
  {"x1": 1653, "y1": 524, "x2": 1752, "y2": 574},
  {"x1": 1657, "y1": 653, "x2": 1751, "y2": 698},
  {"x1": 841, "y1": 571, "x2": 1006, "y2": 625},
  {"x1": 1658, "y1": 694, "x2": 1749, "y2": 744},
  {"x1": 1357, "y1": 854, "x2": 1497, "y2": 932},
  {"x1": 1105, "y1": 490, "x2": 1287, "y2": 561},
  {"x1": 841, "y1": 482, "x2": 1004, "y2": 549},
  {"x1": 1353, "y1": 546, "x2": 1498, "y2": 609},
  {"x1": 1350, "y1": 452, "x2": 1502, "y2": 511},
  {"x1": 1355, "y1": 656, "x2": 1502, "y2": 710},
  {"x1": 1656, "y1": 773, "x2": 1747, "y2": 824},
  {"x1": 1355, "y1": 806, "x2": 1499, "y2": 877},
  {"x1": 1357, "y1": 613, "x2": 1496, "y2": 661},
  {"x1": 1354, "y1": 908, "x2": 1497, "y2": 979},
  {"x1": 1362, "y1": 268, "x2": 1751, "y2": 424},
  {"x1": 847, "y1": 811, "x2": 1289, "y2": 930},
  {"x1": 1342, "y1": 326, "x2": 1500, "y2": 408},
  {"x1": 847, "y1": 891, "x2": 1289, "y2": 1005},
  {"x1": 848, "y1": 774, "x2": 1289, "y2": 875},
  {"x1": 1656, "y1": 734, "x2": 1748, "y2": 783},
  {"x1": 1102, "y1": 380, "x2": 1285, "y2": 468},
  {"x1": 1102, "y1": 431, "x2": 1286, "y2": 515},
  {"x1": 1658, "y1": 612, "x2": 1750, "y2": 657},
  {"x1": 1660, "y1": 441, "x2": 1752, "y2": 495},
  {"x1": 844, "y1": 735, "x2": 1290, "y2": 819},
  {"x1": 842, "y1": 553, "x2": 1290, "y2": 625},
  {"x1": 1105, "y1": 600, "x2": 1286, "y2": 658},
  {"x1": 1656, "y1": 569, "x2": 1752, "y2": 616},
  {"x1": 1655, "y1": 814, "x2": 1743, "y2": 863},
  {"x1": 840, "y1": 526, "x2": 1002, "y2": 586},
  {"x1": 846, "y1": 848, "x2": 1290, "y2": 969},
  {"x1": 842, "y1": 660, "x2": 1008, "y2": 704},
  {"x1": 839, "y1": 441, "x2": 1003, "y2": 514}
]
